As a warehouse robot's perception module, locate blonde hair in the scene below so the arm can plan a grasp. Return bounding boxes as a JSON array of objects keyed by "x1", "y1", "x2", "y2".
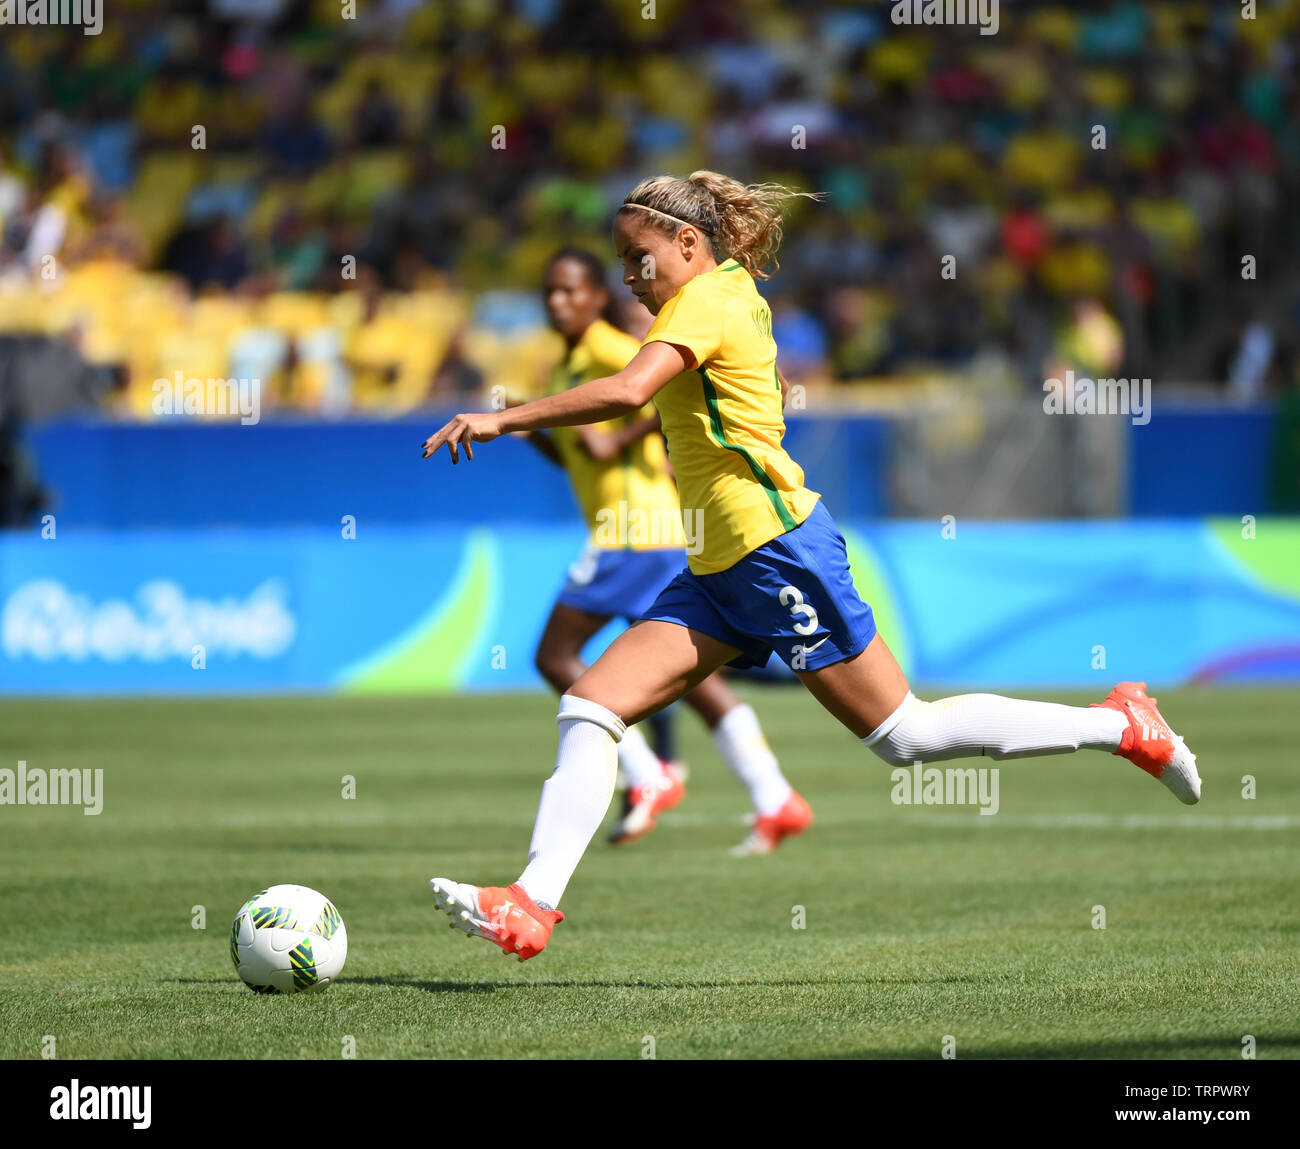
[{"x1": 618, "y1": 170, "x2": 820, "y2": 281}]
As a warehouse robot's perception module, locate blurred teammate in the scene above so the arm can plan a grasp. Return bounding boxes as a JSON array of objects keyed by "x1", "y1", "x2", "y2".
[
  {"x1": 522, "y1": 247, "x2": 810, "y2": 852},
  {"x1": 423, "y1": 171, "x2": 1202, "y2": 960}
]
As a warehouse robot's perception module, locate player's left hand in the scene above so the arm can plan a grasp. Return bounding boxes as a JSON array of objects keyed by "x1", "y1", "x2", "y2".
[{"x1": 422, "y1": 412, "x2": 504, "y2": 463}]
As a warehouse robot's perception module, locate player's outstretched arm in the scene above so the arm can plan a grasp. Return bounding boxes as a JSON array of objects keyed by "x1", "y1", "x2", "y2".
[{"x1": 422, "y1": 342, "x2": 689, "y2": 463}]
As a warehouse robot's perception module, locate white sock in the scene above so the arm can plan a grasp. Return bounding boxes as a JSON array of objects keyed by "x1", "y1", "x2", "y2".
[
  {"x1": 863, "y1": 691, "x2": 1127, "y2": 765},
  {"x1": 518, "y1": 695, "x2": 625, "y2": 909},
  {"x1": 711, "y1": 703, "x2": 793, "y2": 816},
  {"x1": 617, "y1": 723, "x2": 664, "y2": 790}
]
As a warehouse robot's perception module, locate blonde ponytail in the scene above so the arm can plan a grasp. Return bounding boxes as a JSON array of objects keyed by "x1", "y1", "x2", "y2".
[{"x1": 619, "y1": 170, "x2": 820, "y2": 280}]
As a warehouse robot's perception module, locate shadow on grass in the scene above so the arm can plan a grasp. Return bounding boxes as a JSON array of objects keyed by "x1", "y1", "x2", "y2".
[
  {"x1": 165, "y1": 980, "x2": 1300, "y2": 1057},
  {"x1": 342, "y1": 973, "x2": 989, "y2": 994}
]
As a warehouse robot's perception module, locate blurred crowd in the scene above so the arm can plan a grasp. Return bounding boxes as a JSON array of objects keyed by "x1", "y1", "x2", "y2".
[{"x1": 1, "y1": 0, "x2": 1299, "y2": 422}]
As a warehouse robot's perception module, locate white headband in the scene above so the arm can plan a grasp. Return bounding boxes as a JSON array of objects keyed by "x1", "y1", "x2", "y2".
[{"x1": 622, "y1": 201, "x2": 717, "y2": 236}]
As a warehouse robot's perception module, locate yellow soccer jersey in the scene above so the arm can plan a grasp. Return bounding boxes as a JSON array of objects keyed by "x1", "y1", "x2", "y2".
[
  {"x1": 548, "y1": 319, "x2": 684, "y2": 551},
  {"x1": 642, "y1": 258, "x2": 820, "y2": 574}
]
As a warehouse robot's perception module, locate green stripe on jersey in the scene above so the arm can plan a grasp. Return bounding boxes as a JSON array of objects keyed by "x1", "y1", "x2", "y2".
[{"x1": 699, "y1": 368, "x2": 798, "y2": 531}]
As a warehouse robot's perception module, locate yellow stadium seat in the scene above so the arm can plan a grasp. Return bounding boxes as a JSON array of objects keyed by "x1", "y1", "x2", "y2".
[
  {"x1": 1081, "y1": 69, "x2": 1133, "y2": 112},
  {"x1": 1131, "y1": 197, "x2": 1200, "y2": 263},
  {"x1": 637, "y1": 57, "x2": 710, "y2": 120},
  {"x1": 337, "y1": 151, "x2": 412, "y2": 217},
  {"x1": 190, "y1": 294, "x2": 255, "y2": 339},
  {"x1": 867, "y1": 35, "x2": 932, "y2": 89},
  {"x1": 1044, "y1": 186, "x2": 1116, "y2": 231},
  {"x1": 1039, "y1": 241, "x2": 1112, "y2": 297},
  {"x1": 1025, "y1": 7, "x2": 1079, "y2": 51},
  {"x1": 127, "y1": 152, "x2": 206, "y2": 260},
  {"x1": 1003, "y1": 131, "x2": 1081, "y2": 192},
  {"x1": 258, "y1": 292, "x2": 331, "y2": 337}
]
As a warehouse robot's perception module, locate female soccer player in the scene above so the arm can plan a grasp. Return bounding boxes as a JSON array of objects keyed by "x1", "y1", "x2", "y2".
[
  {"x1": 526, "y1": 246, "x2": 811, "y2": 851},
  {"x1": 422, "y1": 171, "x2": 1202, "y2": 961}
]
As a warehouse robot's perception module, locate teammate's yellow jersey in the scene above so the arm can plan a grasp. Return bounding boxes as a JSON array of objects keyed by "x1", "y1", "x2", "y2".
[
  {"x1": 642, "y1": 258, "x2": 821, "y2": 574},
  {"x1": 547, "y1": 319, "x2": 684, "y2": 551}
]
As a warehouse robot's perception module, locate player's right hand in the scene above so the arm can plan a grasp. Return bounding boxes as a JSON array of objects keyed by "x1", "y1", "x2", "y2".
[{"x1": 421, "y1": 412, "x2": 503, "y2": 463}]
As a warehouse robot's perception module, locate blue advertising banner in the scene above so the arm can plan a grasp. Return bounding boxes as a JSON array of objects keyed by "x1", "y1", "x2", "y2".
[{"x1": 2, "y1": 520, "x2": 1298, "y2": 694}]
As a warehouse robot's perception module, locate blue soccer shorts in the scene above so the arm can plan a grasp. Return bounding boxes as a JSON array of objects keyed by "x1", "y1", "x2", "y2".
[
  {"x1": 557, "y1": 545, "x2": 687, "y2": 621},
  {"x1": 639, "y1": 499, "x2": 877, "y2": 671}
]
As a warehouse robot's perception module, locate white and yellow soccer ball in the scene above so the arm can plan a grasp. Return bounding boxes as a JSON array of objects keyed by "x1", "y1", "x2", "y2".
[{"x1": 229, "y1": 884, "x2": 347, "y2": 994}]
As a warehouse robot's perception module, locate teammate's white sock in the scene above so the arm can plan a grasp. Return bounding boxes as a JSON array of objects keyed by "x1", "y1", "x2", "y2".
[
  {"x1": 617, "y1": 723, "x2": 665, "y2": 790},
  {"x1": 863, "y1": 691, "x2": 1127, "y2": 765},
  {"x1": 518, "y1": 695, "x2": 624, "y2": 908},
  {"x1": 711, "y1": 702, "x2": 793, "y2": 816}
]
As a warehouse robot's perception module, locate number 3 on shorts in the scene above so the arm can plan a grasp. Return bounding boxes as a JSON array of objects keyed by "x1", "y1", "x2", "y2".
[{"x1": 778, "y1": 585, "x2": 819, "y2": 636}]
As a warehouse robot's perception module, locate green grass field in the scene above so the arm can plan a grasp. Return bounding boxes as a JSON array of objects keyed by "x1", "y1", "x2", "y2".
[{"x1": 1, "y1": 687, "x2": 1297, "y2": 1060}]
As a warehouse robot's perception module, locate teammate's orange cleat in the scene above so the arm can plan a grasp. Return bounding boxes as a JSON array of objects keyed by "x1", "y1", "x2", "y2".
[
  {"x1": 429, "y1": 879, "x2": 563, "y2": 961},
  {"x1": 607, "y1": 765, "x2": 685, "y2": 844},
  {"x1": 732, "y1": 790, "x2": 814, "y2": 856},
  {"x1": 654, "y1": 766, "x2": 686, "y2": 811},
  {"x1": 1092, "y1": 681, "x2": 1202, "y2": 804}
]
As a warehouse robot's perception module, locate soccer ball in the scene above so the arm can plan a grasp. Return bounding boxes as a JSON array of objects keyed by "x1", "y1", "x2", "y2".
[{"x1": 229, "y1": 884, "x2": 347, "y2": 994}]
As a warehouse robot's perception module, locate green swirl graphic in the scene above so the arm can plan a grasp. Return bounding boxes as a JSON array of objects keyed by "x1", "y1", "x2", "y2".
[
  {"x1": 842, "y1": 527, "x2": 912, "y2": 676},
  {"x1": 340, "y1": 531, "x2": 496, "y2": 693},
  {"x1": 1209, "y1": 518, "x2": 1300, "y2": 600}
]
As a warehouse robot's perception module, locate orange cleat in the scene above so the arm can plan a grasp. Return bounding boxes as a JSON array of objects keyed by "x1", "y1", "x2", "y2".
[
  {"x1": 607, "y1": 765, "x2": 685, "y2": 844},
  {"x1": 732, "y1": 790, "x2": 814, "y2": 856},
  {"x1": 429, "y1": 879, "x2": 562, "y2": 961},
  {"x1": 1092, "y1": 681, "x2": 1201, "y2": 804}
]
